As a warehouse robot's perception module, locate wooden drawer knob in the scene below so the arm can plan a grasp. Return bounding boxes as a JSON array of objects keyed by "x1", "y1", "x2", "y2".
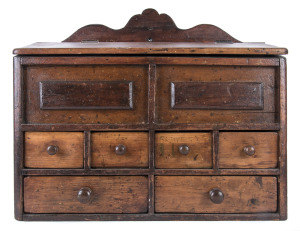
[
  {"x1": 47, "y1": 145, "x2": 58, "y2": 155},
  {"x1": 77, "y1": 187, "x2": 93, "y2": 204},
  {"x1": 243, "y1": 146, "x2": 255, "y2": 156},
  {"x1": 115, "y1": 144, "x2": 126, "y2": 155},
  {"x1": 209, "y1": 188, "x2": 224, "y2": 204},
  {"x1": 178, "y1": 144, "x2": 190, "y2": 155}
]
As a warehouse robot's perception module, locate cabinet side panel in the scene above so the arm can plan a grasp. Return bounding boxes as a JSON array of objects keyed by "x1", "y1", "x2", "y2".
[
  {"x1": 14, "y1": 56, "x2": 23, "y2": 220},
  {"x1": 279, "y1": 57, "x2": 287, "y2": 220}
]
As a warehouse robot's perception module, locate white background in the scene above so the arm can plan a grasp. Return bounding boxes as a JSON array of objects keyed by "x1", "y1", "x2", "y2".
[{"x1": 0, "y1": 0, "x2": 299, "y2": 230}]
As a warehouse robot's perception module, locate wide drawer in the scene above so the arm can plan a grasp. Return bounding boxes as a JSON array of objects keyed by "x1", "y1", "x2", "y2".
[
  {"x1": 24, "y1": 176, "x2": 148, "y2": 213},
  {"x1": 156, "y1": 65, "x2": 277, "y2": 124},
  {"x1": 219, "y1": 132, "x2": 278, "y2": 168},
  {"x1": 24, "y1": 65, "x2": 148, "y2": 124},
  {"x1": 155, "y1": 133, "x2": 212, "y2": 168},
  {"x1": 91, "y1": 132, "x2": 149, "y2": 168},
  {"x1": 24, "y1": 132, "x2": 84, "y2": 168},
  {"x1": 155, "y1": 176, "x2": 277, "y2": 213}
]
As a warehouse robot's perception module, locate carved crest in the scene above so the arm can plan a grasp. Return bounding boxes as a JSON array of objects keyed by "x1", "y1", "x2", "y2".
[{"x1": 63, "y1": 9, "x2": 240, "y2": 43}]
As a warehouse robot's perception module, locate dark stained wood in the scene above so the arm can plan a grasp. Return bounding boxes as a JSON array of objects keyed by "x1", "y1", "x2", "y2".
[
  {"x1": 24, "y1": 65, "x2": 148, "y2": 124},
  {"x1": 156, "y1": 65, "x2": 277, "y2": 124},
  {"x1": 21, "y1": 168, "x2": 151, "y2": 176},
  {"x1": 13, "y1": 9, "x2": 287, "y2": 221},
  {"x1": 153, "y1": 169, "x2": 280, "y2": 176},
  {"x1": 155, "y1": 176, "x2": 277, "y2": 213},
  {"x1": 155, "y1": 133, "x2": 212, "y2": 169},
  {"x1": 171, "y1": 82, "x2": 263, "y2": 110},
  {"x1": 20, "y1": 56, "x2": 280, "y2": 66},
  {"x1": 39, "y1": 81, "x2": 133, "y2": 110},
  {"x1": 278, "y1": 57, "x2": 287, "y2": 220},
  {"x1": 91, "y1": 132, "x2": 149, "y2": 168},
  {"x1": 219, "y1": 132, "x2": 278, "y2": 169},
  {"x1": 24, "y1": 176, "x2": 148, "y2": 213},
  {"x1": 21, "y1": 123, "x2": 281, "y2": 131},
  {"x1": 24, "y1": 132, "x2": 84, "y2": 168},
  {"x1": 13, "y1": 42, "x2": 288, "y2": 55},
  {"x1": 63, "y1": 9, "x2": 240, "y2": 43},
  {"x1": 22, "y1": 213, "x2": 281, "y2": 221},
  {"x1": 13, "y1": 56, "x2": 23, "y2": 221}
]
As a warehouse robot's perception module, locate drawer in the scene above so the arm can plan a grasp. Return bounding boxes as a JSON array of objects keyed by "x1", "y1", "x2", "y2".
[
  {"x1": 24, "y1": 132, "x2": 84, "y2": 168},
  {"x1": 219, "y1": 132, "x2": 278, "y2": 168},
  {"x1": 156, "y1": 65, "x2": 277, "y2": 124},
  {"x1": 24, "y1": 65, "x2": 148, "y2": 124},
  {"x1": 155, "y1": 176, "x2": 277, "y2": 213},
  {"x1": 24, "y1": 176, "x2": 148, "y2": 213},
  {"x1": 155, "y1": 133, "x2": 212, "y2": 168},
  {"x1": 91, "y1": 132, "x2": 149, "y2": 168}
]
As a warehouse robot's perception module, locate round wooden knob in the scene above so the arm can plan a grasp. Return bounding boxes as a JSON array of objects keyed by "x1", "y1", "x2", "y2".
[
  {"x1": 47, "y1": 145, "x2": 58, "y2": 155},
  {"x1": 77, "y1": 187, "x2": 93, "y2": 204},
  {"x1": 178, "y1": 144, "x2": 190, "y2": 155},
  {"x1": 115, "y1": 144, "x2": 126, "y2": 155},
  {"x1": 209, "y1": 188, "x2": 224, "y2": 204},
  {"x1": 243, "y1": 146, "x2": 255, "y2": 156}
]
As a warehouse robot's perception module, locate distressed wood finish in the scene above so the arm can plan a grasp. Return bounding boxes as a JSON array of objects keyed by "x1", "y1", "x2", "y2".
[
  {"x1": 13, "y1": 42, "x2": 288, "y2": 55},
  {"x1": 155, "y1": 176, "x2": 277, "y2": 213},
  {"x1": 24, "y1": 65, "x2": 148, "y2": 124},
  {"x1": 24, "y1": 176, "x2": 148, "y2": 213},
  {"x1": 14, "y1": 9, "x2": 287, "y2": 221},
  {"x1": 156, "y1": 65, "x2": 277, "y2": 124},
  {"x1": 219, "y1": 132, "x2": 278, "y2": 168},
  {"x1": 39, "y1": 81, "x2": 133, "y2": 110},
  {"x1": 63, "y1": 9, "x2": 240, "y2": 43},
  {"x1": 155, "y1": 133, "x2": 212, "y2": 169},
  {"x1": 25, "y1": 132, "x2": 84, "y2": 168},
  {"x1": 91, "y1": 132, "x2": 149, "y2": 168},
  {"x1": 171, "y1": 82, "x2": 263, "y2": 110}
]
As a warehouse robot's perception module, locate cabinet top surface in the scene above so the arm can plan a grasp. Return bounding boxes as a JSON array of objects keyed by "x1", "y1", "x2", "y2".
[
  {"x1": 13, "y1": 42, "x2": 287, "y2": 55},
  {"x1": 13, "y1": 9, "x2": 287, "y2": 55}
]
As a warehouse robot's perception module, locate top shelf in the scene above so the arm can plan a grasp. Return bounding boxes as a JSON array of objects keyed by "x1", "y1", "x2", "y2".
[{"x1": 13, "y1": 9, "x2": 288, "y2": 56}]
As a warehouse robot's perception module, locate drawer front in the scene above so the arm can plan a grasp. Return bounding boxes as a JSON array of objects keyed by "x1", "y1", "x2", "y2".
[
  {"x1": 24, "y1": 176, "x2": 148, "y2": 213},
  {"x1": 155, "y1": 176, "x2": 277, "y2": 213},
  {"x1": 25, "y1": 65, "x2": 148, "y2": 124},
  {"x1": 156, "y1": 65, "x2": 277, "y2": 124},
  {"x1": 91, "y1": 132, "x2": 149, "y2": 168},
  {"x1": 25, "y1": 132, "x2": 84, "y2": 168},
  {"x1": 219, "y1": 132, "x2": 278, "y2": 168},
  {"x1": 155, "y1": 133, "x2": 212, "y2": 168}
]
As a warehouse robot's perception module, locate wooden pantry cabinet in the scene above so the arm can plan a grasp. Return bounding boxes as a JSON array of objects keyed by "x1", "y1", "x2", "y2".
[{"x1": 13, "y1": 9, "x2": 287, "y2": 221}]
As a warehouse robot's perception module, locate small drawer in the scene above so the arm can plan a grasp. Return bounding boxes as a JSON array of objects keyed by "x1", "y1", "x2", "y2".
[
  {"x1": 155, "y1": 133, "x2": 212, "y2": 169},
  {"x1": 25, "y1": 64, "x2": 148, "y2": 124},
  {"x1": 24, "y1": 176, "x2": 148, "y2": 213},
  {"x1": 24, "y1": 132, "x2": 84, "y2": 168},
  {"x1": 219, "y1": 132, "x2": 278, "y2": 168},
  {"x1": 91, "y1": 132, "x2": 149, "y2": 168},
  {"x1": 155, "y1": 176, "x2": 277, "y2": 213}
]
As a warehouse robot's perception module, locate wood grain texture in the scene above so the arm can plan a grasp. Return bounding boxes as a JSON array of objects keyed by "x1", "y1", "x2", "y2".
[
  {"x1": 156, "y1": 65, "x2": 277, "y2": 124},
  {"x1": 63, "y1": 9, "x2": 240, "y2": 43},
  {"x1": 25, "y1": 132, "x2": 84, "y2": 168},
  {"x1": 155, "y1": 133, "x2": 212, "y2": 169},
  {"x1": 39, "y1": 81, "x2": 133, "y2": 109},
  {"x1": 278, "y1": 57, "x2": 287, "y2": 219},
  {"x1": 20, "y1": 56, "x2": 280, "y2": 66},
  {"x1": 13, "y1": 42, "x2": 288, "y2": 55},
  {"x1": 24, "y1": 65, "x2": 148, "y2": 124},
  {"x1": 219, "y1": 132, "x2": 278, "y2": 168},
  {"x1": 155, "y1": 176, "x2": 277, "y2": 213},
  {"x1": 24, "y1": 176, "x2": 148, "y2": 213},
  {"x1": 171, "y1": 82, "x2": 263, "y2": 110},
  {"x1": 91, "y1": 132, "x2": 149, "y2": 168}
]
